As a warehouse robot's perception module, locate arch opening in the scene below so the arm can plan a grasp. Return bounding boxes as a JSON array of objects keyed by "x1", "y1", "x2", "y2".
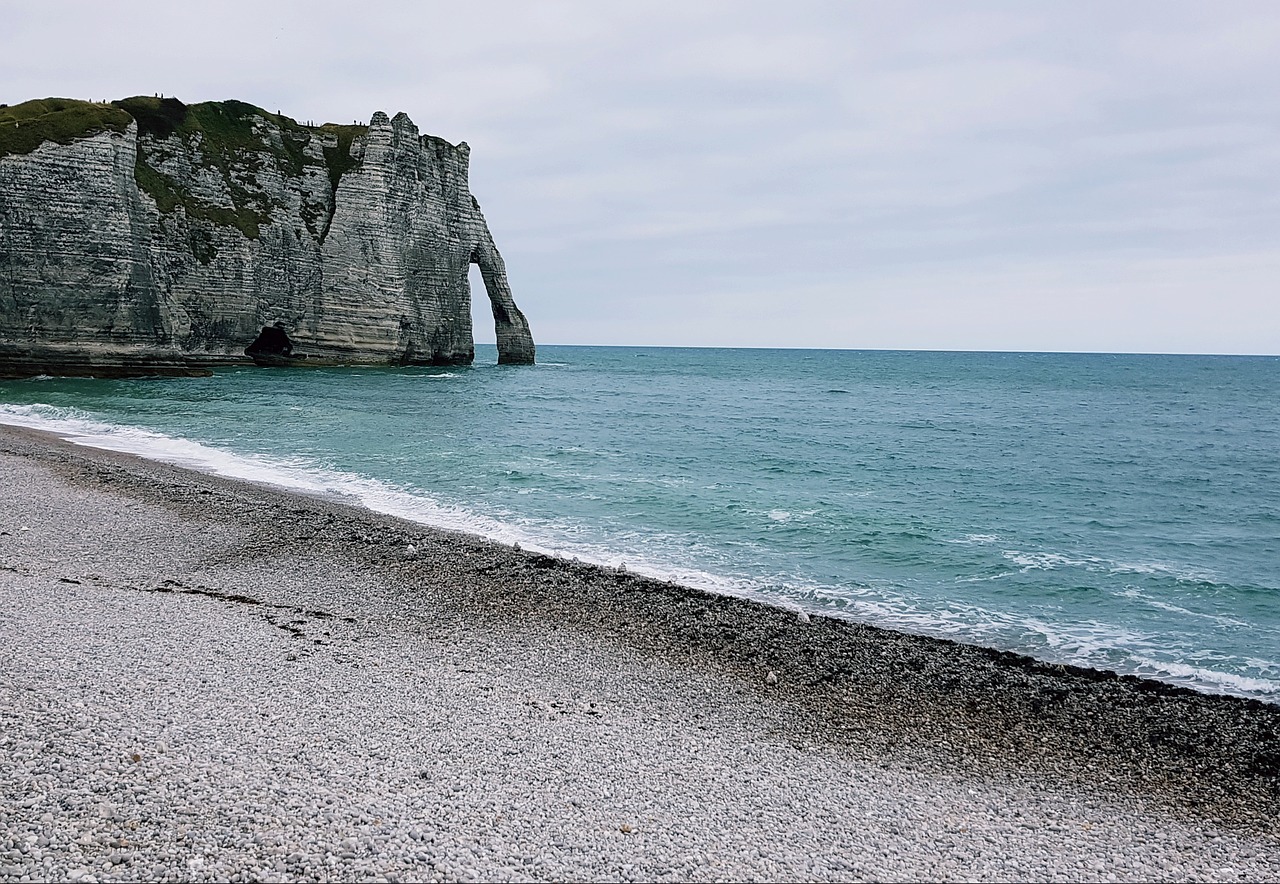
[{"x1": 467, "y1": 240, "x2": 535, "y2": 365}]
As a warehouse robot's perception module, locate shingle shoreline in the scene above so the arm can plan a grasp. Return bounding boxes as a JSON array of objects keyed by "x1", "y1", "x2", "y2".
[{"x1": 1, "y1": 423, "x2": 1276, "y2": 882}]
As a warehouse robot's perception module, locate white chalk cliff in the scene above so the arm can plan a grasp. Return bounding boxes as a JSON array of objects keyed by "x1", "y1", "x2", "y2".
[{"x1": 0, "y1": 97, "x2": 535, "y2": 377}]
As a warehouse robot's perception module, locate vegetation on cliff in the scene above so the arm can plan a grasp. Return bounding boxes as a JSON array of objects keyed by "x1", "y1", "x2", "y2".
[
  {"x1": 0, "y1": 95, "x2": 370, "y2": 242},
  {"x1": 0, "y1": 96, "x2": 537, "y2": 370},
  {"x1": 317, "y1": 124, "x2": 366, "y2": 194},
  {"x1": 0, "y1": 98, "x2": 132, "y2": 159},
  {"x1": 113, "y1": 96, "x2": 368, "y2": 241}
]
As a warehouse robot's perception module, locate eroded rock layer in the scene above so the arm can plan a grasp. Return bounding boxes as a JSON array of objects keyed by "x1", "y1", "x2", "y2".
[{"x1": 0, "y1": 97, "x2": 534, "y2": 377}]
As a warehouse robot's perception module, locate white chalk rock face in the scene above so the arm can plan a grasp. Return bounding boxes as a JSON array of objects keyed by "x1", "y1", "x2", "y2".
[{"x1": 0, "y1": 97, "x2": 535, "y2": 377}]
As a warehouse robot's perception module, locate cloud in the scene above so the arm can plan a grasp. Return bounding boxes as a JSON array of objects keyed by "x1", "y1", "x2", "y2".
[
  {"x1": 539, "y1": 248, "x2": 1280, "y2": 354},
  {"x1": 6, "y1": 1, "x2": 1280, "y2": 353},
  {"x1": 656, "y1": 32, "x2": 837, "y2": 83}
]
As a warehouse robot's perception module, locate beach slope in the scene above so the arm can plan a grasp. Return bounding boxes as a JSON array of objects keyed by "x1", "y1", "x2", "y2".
[{"x1": 0, "y1": 424, "x2": 1276, "y2": 882}]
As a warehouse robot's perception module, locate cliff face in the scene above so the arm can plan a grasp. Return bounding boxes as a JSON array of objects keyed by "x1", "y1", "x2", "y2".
[{"x1": 0, "y1": 97, "x2": 534, "y2": 377}]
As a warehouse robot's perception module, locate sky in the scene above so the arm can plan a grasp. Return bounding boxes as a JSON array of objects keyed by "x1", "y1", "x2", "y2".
[{"x1": 4, "y1": 1, "x2": 1280, "y2": 354}]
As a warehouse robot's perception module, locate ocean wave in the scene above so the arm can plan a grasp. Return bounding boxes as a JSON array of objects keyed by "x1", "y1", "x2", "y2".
[
  {"x1": 954, "y1": 572, "x2": 1017, "y2": 583},
  {"x1": 1128, "y1": 656, "x2": 1280, "y2": 700},
  {"x1": 0, "y1": 402, "x2": 779, "y2": 608},
  {"x1": 0, "y1": 403, "x2": 534, "y2": 542},
  {"x1": 2, "y1": 399, "x2": 1276, "y2": 704},
  {"x1": 789, "y1": 579, "x2": 1280, "y2": 702},
  {"x1": 1114, "y1": 588, "x2": 1250, "y2": 628},
  {"x1": 1108, "y1": 560, "x2": 1220, "y2": 584},
  {"x1": 945, "y1": 533, "x2": 999, "y2": 545},
  {"x1": 1002, "y1": 550, "x2": 1099, "y2": 571},
  {"x1": 1002, "y1": 548, "x2": 1226, "y2": 587}
]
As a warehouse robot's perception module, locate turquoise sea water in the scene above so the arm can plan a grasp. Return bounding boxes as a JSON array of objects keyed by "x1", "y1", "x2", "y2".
[{"x1": 2, "y1": 346, "x2": 1277, "y2": 702}]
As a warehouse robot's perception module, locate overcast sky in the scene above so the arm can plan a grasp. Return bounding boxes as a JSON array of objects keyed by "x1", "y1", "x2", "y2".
[{"x1": 6, "y1": 1, "x2": 1280, "y2": 353}]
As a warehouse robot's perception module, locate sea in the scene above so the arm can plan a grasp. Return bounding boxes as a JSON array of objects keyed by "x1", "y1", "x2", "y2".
[{"x1": 2, "y1": 346, "x2": 1277, "y2": 703}]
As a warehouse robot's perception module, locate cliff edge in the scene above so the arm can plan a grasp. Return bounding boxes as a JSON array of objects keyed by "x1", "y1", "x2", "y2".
[{"x1": 0, "y1": 97, "x2": 535, "y2": 377}]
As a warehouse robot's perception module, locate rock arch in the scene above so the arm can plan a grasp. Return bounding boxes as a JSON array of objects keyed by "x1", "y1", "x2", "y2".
[{"x1": 470, "y1": 234, "x2": 535, "y2": 365}]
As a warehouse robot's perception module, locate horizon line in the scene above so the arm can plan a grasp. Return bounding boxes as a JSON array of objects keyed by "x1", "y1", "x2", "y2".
[{"x1": 470, "y1": 342, "x2": 1280, "y2": 359}]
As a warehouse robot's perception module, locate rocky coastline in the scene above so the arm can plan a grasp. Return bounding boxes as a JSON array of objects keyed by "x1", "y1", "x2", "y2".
[
  {"x1": 1, "y1": 422, "x2": 1277, "y2": 882},
  {"x1": 0, "y1": 97, "x2": 535, "y2": 378}
]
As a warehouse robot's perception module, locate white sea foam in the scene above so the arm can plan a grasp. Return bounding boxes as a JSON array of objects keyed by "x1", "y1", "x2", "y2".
[
  {"x1": 1002, "y1": 548, "x2": 1224, "y2": 587},
  {"x1": 944, "y1": 533, "x2": 999, "y2": 545},
  {"x1": 1030, "y1": 618, "x2": 1150, "y2": 661},
  {"x1": 1109, "y1": 560, "x2": 1219, "y2": 584},
  {"x1": 792, "y1": 577, "x2": 1280, "y2": 701},
  {"x1": 0, "y1": 402, "x2": 775, "y2": 607},
  {"x1": 1015, "y1": 617, "x2": 1278, "y2": 700},
  {"x1": 1245, "y1": 657, "x2": 1280, "y2": 679},
  {"x1": 1002, "y1": 550, "x2": 1098, "y2": 571},
  {"x1": 1115, "y1": 590, "x2": 1250, "y2": 628},
  {"x1": 1128, "y1": 656, "x2": 1280, "y2": 700},
  {"x1": 954, "y1": 572, "x2": 1017, "y2": 583},
  {"x1": 3, "y1": 400, "x2": 1277, "y2": 703},
  {"x1": 0, "y1": 402, "x2": 543, "y2": 551}
]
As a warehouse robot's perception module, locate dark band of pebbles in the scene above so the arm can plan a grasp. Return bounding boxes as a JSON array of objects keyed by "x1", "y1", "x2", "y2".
[{"x1": 1, "y1": 423, "x2": 1276, "y2": 882}]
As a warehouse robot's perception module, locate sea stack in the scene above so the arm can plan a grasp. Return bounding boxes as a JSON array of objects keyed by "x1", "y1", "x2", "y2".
[{"x1": 0, "y1": 97, "x2": 535, "y2": 377}]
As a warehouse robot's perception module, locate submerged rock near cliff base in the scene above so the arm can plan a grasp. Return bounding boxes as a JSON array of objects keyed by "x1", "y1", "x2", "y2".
[{"x1": 0, "y1": 96, "x2": 535, "y2": 377}]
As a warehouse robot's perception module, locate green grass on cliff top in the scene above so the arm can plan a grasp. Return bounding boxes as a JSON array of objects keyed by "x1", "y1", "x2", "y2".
[
  {"x1": 122, "y1": 97, "x2": 370, "y2": 239},
  {"x1": 1, "y1": 95, "x2": 370, "y2": 162},
  {"x1": 0, "y1": 95, "x2": 372, "y2": 241},
  {"x1": 117, "y1": 97, "x2": 296, "y2": 239},
  {"x1": 0, "y1": 98, "x2": 133, "y2": 158}
]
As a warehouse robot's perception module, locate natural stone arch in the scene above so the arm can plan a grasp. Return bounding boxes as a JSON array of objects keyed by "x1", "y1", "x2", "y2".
[{"x1": 470, "y1": 235, "x2": 535, "y2": 365}]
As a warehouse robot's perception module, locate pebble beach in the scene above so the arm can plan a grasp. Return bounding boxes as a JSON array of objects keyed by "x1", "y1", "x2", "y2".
[{"x1": 1, "y1": 423, "x2": 1277, "y2": 883}]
